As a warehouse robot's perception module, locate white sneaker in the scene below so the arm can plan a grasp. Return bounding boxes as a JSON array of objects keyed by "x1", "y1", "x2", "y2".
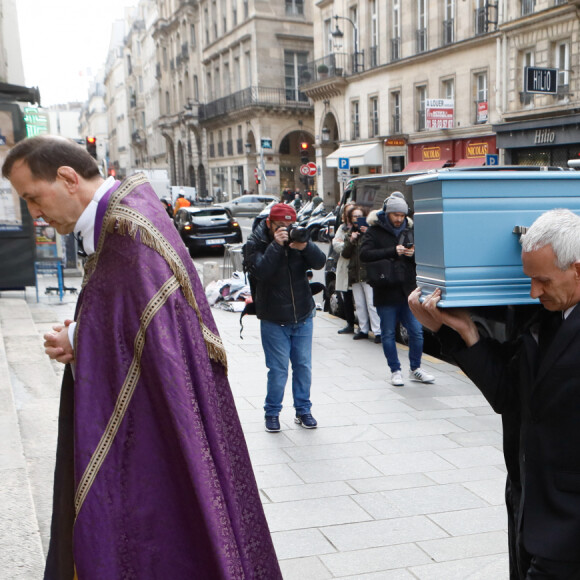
[
  {"x1": 409, "y1": 368, "x2": 435, "y2": 383},
  {"x1": 391, "y1": 370, "x2": 404, "y2": 386}
]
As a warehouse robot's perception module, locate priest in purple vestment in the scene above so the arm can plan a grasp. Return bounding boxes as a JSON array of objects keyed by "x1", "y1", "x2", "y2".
[{"x1": 2, "y1": 136, "x2": 282, "y2": 580}]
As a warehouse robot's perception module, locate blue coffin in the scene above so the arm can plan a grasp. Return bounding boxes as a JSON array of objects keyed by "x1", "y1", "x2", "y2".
[{"x1": 408, "y1": 171, "x2": 580, "y2": 307}]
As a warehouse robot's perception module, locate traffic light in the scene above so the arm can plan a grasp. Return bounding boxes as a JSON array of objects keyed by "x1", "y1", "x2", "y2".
[
  {"x1": 86, "y1": 136, "x2": 97, "y2": 159},
  {"x1": 300, "y1": 141, "x2": 309, "y2": 164},
  {"x1": 255, "y1": 178, "x2": 260, "y2": 185}
]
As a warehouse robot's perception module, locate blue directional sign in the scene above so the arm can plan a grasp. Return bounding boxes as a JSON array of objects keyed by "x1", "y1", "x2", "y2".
[
  {"x1": 338, "y1": 158, "x2": 350, "y2": 170},
  {"x1": 485, "y1": 154, "x2": 499, "y2": 166}
]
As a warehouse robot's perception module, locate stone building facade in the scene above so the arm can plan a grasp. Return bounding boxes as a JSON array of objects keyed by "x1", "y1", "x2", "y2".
[
  {"x1": 302, "y1": 0, "x2": 580, "y2": 205},
  {"x1": 150, "y1": 0, "x2": 315, "y2": 201}
]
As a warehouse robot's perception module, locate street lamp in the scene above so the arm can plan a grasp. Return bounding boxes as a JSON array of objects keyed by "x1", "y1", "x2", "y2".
[
  {"x1": 331, "y1": 14, "x2": 359, "y2": 73},
  {"x1": 244, "y1": 142, "x2": 252, "y2": 155},
  {"x1": 321, "y1": 126, "x2": 331, "y2": 143}
]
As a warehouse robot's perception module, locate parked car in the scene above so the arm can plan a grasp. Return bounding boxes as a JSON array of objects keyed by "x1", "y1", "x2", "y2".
[
  {"x1": 174, "y1": 206, "x2": 242, "y2": 254},
  {"x1": 214, "y1": 194, "x2": 278, "y2": 217}
]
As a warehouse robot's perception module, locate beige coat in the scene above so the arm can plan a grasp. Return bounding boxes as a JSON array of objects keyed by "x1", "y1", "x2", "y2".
[{"x1": 332, "y1": 223, "x2": 351, "y2": 292}]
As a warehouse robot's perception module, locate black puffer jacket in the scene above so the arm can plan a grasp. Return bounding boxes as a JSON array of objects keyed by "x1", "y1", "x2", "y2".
[
  {"x1": 245, "y1": 219, "x2": 326, "y2": 324},
  {"x1": 359, "y1": 210, "x2": 417, "y2": 307}
]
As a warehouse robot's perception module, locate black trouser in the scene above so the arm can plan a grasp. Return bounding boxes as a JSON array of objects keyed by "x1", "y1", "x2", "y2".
[
  {"x1": 526, "y1": 557, "x2": 580, "y2": 579},
  {"x1": 343, "y1": 290, "x2": 355, "y2": 326}
]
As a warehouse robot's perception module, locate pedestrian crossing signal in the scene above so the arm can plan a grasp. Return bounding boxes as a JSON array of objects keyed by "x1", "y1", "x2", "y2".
[{"x1": 86, "y1": 136, "x2": 97, "y2": 159}]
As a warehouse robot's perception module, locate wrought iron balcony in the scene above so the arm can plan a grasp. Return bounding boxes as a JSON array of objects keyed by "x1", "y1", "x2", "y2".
[
  {"x1": 416, "y1": 28, "x2": 427, "y2": 53},
  {"x1": 298, "y1": 53, "x2": 356, "y2": 87},
  {"x1": 199, "y1": 85, "x2": 312, "y2": 122},
  {"x1": 391, "y1": 38, "x2": 401, "y2": 62},
  {"x1": 443, "y1": 19, "x2": 454, "y2": 45}
]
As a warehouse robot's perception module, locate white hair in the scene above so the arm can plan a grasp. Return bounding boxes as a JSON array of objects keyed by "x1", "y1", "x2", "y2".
[{"x1": 520, "y1": 209, "x2": 580, "y2": 270}]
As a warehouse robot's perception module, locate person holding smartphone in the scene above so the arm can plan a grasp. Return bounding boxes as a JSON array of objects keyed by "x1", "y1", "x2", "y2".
[
  {"x1": 360, "y1": 192, "x2": 435, "y2": 387},
  {"x1": 341, "y1": 205, "x2": 382, "y2": 343}
]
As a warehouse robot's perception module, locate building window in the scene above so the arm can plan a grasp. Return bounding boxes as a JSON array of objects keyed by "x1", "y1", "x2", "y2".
[
  {"x1": 163, "y1": 46, "x2": 168, "y2": 69},
  {"x1": 369, "y1": 0, "x2": 378, "y2": 67},
  {"x1": 520, "y1": 50, "x2": 534, "y2": 105},
  {"x1": 474, "y1": 0, "x2": 488, "y2": 35},
  {"x1": 190, "y1": 24, "x2": 196, "y2": 48},
  {"x1": 351, "y1": 100, "x2": 360, "y2": 140},
  {"x1": 350, "y1": 5, "x2": 361, "y2": 72},
  {"x1": 227, "y1": 128, "x2": 233, "y2": 156},
  {"x1": 286, "y1": 0, "x2": 304, "y2": 16},
  {"x1": 369, "y1": 96, "x2": 379, "y2": 137},
  {"x1": 218, "y1": 130, "x2": 224, "y2": 157},
  {"x1": 324, "y1": 18, "x2": 333, "y2": 55},
  {"x1": 443, "y1": 0, "x2": 454, "y2": 45},
  {"x1": 417, "y1": 0, "x2": 427, "y2": 53},
  {"x1": 204, "y1": 8, "x2": 210, "y2": 44},
  {"x1": 243, "y1": 0, "x2": 249, "y2": 19},
  {"x1": 245, "y1": 50, "x2": 252, "y2": 87},
  {"x1": 212, "y1": 0, "x2": 218, "y2": 39},
  {"x1": 392, "y1": 0, "x2": 401, "y2": 61},
  {"x1": 442, "y1": 78, "x2": 454, "y2": 101},
  {"x1": 391, "y1": 91, "x2": 401, "y2": 133},
  {"x1": 475, "y1": 72, "x2": 488, "y2": 124},
  {"x1": 416, "y1": 85, "x2": 426, "y2": 131},
  {"x1": 165, "y1": 91, "x2": 170, "y2": 115},
  {"x1": 222, "y1": 0, "x2": 227, "y2": 33},
  {"x1": 193, "y1": 75, "x2": 199, "y2": 101},
  {"x1": 284, "y1": 50, "x2": 308, "y2": 102},
  {"x1": 233, "y1": 0, "x2": 238, "y2": 26},
  {"x1": 209, "y1": 132, "x2": 215, "y2": 158},
  {"x1": 555, "y1": 41, "x2": 570, "y2": 93},
  {"x1": 522, "y1": 0, "x2": 535, "y2": 16}
]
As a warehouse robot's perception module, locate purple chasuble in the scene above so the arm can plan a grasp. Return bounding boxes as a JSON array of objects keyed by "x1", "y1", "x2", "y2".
[{"x1": 44, "y1": 175, "x2": 281, "y2": 580}]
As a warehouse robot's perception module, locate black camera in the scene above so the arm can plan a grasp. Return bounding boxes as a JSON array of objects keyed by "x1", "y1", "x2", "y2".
[{"x1": 286, "y1": 224, "x2": 310, "y2": 244}]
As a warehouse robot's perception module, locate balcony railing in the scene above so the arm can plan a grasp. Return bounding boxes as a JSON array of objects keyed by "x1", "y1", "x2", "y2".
[
  {"x1": 392, "y1": 113, "x2": 401, "y2": 134},
  {"x1": 443, "y1": 19, "x2": 454, "y2": 45},
  {"x1": 475, "y1": 7, "x2": 488, "y2": 35},
  {"x1": 199, "y1": 85, "x2": 312, "y2": 121},
  {"x1": 369, "y1": 45, "x2": 378, "y2": 68},
  {"x1": 298, "y1": 53, "x2": 359, "y2": 87},
  {"x1": 416, "y1": 28, "x2": 427, "y2": 53},
  {"x1": 417, "y1": 109, "x2": 426, "y2": 131},
  {"x1": 522, "y1": 0, "x2": 535, "y2": 15},
  {"x1": 391, "y1": 37, "x2": 401, "y2": 61}
]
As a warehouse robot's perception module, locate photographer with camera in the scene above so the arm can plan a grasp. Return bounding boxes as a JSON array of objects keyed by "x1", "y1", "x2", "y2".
[
  {"x1": 360, "y1": 192, "x2": 435, "y2": 387},
  {"x1": 245, "y1": 203, "x2": 326, "y2": 432}
]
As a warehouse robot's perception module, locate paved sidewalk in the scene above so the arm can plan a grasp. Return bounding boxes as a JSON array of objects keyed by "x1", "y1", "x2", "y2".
[{"x1": 0, "y1": 273, "x2": 509, "y2": 579}]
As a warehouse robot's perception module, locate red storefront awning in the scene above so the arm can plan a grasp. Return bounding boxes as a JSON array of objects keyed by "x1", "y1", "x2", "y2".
[
  {"x1": 454, "y1": 157, "x2": 486, "y2": 167},
  {"x1": 402, "y1": 160, "x2": 451, "y2": 172}
]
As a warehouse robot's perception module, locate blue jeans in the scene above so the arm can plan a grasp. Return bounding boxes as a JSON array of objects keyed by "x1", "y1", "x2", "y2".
[
  {"x1": 260, "y1": 315, "x2": 313, "y2": 417},
  {"x1": 376, "y1": 302, "x2": 424, "y2": 373}
]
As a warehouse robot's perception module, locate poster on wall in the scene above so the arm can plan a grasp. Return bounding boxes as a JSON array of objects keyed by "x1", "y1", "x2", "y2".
[
  {"x1": 425, "y1": 99, "x2": 454, "y2": 129},
  {"x1": 0, "y1": 110, "x2": 22, "y2": 232}
]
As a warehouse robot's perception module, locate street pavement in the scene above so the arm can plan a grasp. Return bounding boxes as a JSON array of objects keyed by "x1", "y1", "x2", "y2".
[{"x1": 0, "y1": 269, "x2": 510, "y2": 579}]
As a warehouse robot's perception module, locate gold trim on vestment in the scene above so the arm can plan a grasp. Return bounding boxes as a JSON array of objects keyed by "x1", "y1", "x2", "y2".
[
  {"x1": 74, "y1": 276, "x2": 181, "y2": 516},
  {"x1": 82, "y1": 173, "x2": 227, "y2": 368}
]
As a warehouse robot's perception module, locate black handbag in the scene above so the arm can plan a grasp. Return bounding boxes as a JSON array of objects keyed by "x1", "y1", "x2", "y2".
[{"x1": 365, "y1": 258, "x2": 406, "y2": 287}]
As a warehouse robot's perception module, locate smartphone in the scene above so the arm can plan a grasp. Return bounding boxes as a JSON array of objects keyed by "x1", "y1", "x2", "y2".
[
  {"x1": 405, "y1": 242, "x2": 414, "y2": 248},
  {"x1": 356, "y1": 216, "x2": 368, "y2": 228}
]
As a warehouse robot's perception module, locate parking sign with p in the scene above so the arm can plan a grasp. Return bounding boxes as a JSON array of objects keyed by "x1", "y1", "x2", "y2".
[{"x1": 338, "y1": 158, "x2": 350, "y2": 170}]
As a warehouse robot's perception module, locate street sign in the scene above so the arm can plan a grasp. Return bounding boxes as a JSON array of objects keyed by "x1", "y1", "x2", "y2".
[
  {"x1": 337, "y1": 169, "x2": 350, "y2": 182},
  {"x1": 253, "y1": 167, "x2": 259, "y2": 177},
  {"x1": 338, "y1": 158, "x2": 350, "y2": 170},
  {"x1": 299, "y1": 164, "x2": 310, "y2": 176},
  {"x1": 261, "y1": 138, "x2": 273, "y2": 149},
  {"x1": 486, "y1": 154, "x2": 499, "y2": 166},
  {"x1": 524, "y1": 67, "x2": 558, "y2": 94},
  {"x1": 306, "y1": 162, "x2": 317, "y2": 176}
]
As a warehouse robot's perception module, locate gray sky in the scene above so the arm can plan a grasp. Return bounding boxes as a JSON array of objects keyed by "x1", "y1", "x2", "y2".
[{"x1": 17, "y1": 0, "x2": 138, "y2": 106}]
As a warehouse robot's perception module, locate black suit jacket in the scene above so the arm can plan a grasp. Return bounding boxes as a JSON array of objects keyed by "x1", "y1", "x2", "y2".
[{"x1": 440, "y1": 305, "x2": 580, "y2": 562}]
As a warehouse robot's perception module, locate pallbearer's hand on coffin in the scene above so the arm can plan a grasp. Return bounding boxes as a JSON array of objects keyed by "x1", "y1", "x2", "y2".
[{"x1": 408, "y1": 288, "x2": 480, "y2": 347}]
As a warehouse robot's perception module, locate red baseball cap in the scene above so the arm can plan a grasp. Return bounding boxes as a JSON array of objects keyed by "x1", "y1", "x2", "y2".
[{"x1": 268, "y1": 203, "x2": 296, "y2": 222}]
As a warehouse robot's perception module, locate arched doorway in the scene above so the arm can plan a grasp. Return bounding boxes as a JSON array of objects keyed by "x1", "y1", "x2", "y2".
[
  {"x1": 177, "y1": 141, "x2": 185, "y2": 185},
  {"x1": 188, "y1": 165, "x2": 196, "y2": 188},
  {"x1": 279, "y1": 131, "x2": 315, "y2": 195}
]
